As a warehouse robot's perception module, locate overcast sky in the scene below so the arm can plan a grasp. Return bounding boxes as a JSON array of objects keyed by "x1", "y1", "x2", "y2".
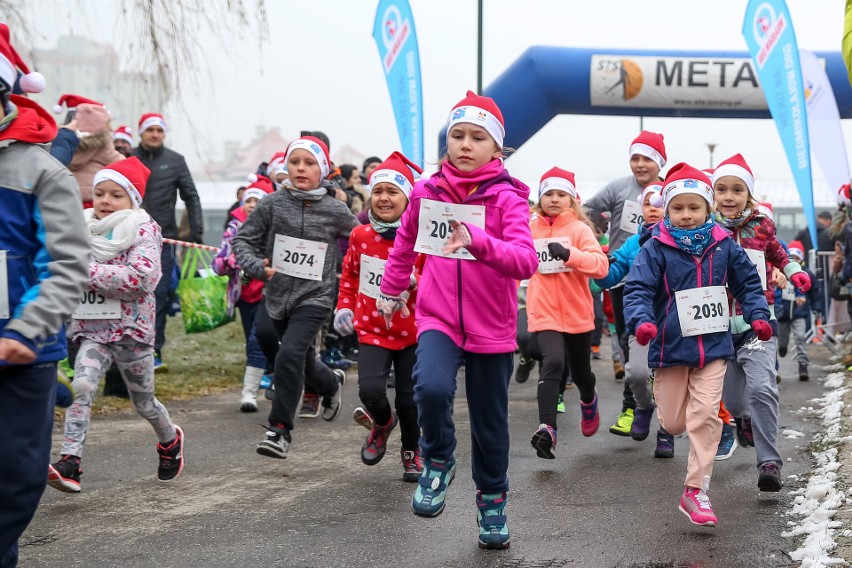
[{"x1": 23, "y1": 0, "x2": 850, "y2": 197}]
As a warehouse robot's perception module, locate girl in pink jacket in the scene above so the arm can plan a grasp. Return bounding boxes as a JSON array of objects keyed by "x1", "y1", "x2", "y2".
[{"x1": 377, "y1": 91, "x2": 538, "y2": 550}]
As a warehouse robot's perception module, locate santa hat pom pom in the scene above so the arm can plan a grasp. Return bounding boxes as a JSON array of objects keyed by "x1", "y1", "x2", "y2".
[
  {"x1": 20, "y1": 71, "x2": 45, "y2": 94},
  {"x1": 247, "y1": 173, "x2": 258, "y2": 183},
  {"x1": 53, "y1": 104, "x2": 63, "y2": 114},
  {"x1": 650, "y1": 193, "x2": 664, "y2": 208}
]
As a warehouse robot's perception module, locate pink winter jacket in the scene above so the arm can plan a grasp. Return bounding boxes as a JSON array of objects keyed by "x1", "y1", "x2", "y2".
[{"x1": 380, "y1": 162, "x2": 538, "y2": 353}]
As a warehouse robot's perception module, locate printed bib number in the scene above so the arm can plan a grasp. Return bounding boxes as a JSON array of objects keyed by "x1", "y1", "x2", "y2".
[
  {"x1": 272, "y1": 235, "x2": 327, "y2": 281},
  {"x1": 675, "y1": 286, "x2": 730, "y2": 337},
  {"x1": 534, "y1": 238, "x2": 573, "y2": 274},
  {"x1": 359, "y1": 255, "x2": 387, "y2": 299},
  {"x1": 619, "y1": 200, "x2": 643, "y2": 234},
  {"x1": 744, "y1": 248, "x2": 767, "y2": 290},
  {"x1": 0, "y1": 251, "x2": 8, "y2": 319},
  {"x1": 72, "y1": 291, "x2": 121, "y2": 320},
  {"x1": 414, "y1": 199, "x2": 486, "y2": 260},
  {"x1": 781, "y1": 283, "x2": 796, "y2": 302}
]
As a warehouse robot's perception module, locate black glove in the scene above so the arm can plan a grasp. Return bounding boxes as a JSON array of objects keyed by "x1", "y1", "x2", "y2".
[{"x1": 547, "y1": 242, "x2": 570, "y2": 262}]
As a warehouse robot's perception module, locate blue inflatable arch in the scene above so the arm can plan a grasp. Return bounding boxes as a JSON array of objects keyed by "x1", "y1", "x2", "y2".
[{"x1": 439, "y1": 47, "x2": 852, "y2": 154}]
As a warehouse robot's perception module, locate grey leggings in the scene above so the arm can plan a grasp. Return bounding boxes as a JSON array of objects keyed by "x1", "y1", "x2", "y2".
[{"x1": 61, "y1": 337, "x2": 176, "y2": 457}]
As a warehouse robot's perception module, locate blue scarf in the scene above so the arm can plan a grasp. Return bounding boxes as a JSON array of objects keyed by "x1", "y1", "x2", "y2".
[{"x1": 664, "y1": 217, "x2": 715, "y2": 256}]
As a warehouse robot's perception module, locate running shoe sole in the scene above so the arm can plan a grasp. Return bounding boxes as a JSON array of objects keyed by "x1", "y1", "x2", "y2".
[
  {"x1": 530, "y1": 431, "x2": 556, "y2": 459},
  {"x1": 353, "y1": 407, "x2": 374, "y2": 430},
  {"x1": 256, "y1": 440, "x2": 288, "y2": 459},
  {"x1": 678, "y1": 504, "x2": 716, "y2": 527},
  {"x1": 47, "y1": 463, "x2": 81, "y2": 493}
]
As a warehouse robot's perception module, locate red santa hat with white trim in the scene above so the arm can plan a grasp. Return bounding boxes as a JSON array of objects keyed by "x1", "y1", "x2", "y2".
[
  {"x1": 447, "y1": 90, "x2": 505, "y2": 148},
  {"x1": 368, "y1": 151, "x2": 423, "y2": 201},
  {"x1": 138, "y1": 113, "x2": 168, "y2": 135},
  {"x1": 650, "y1": 162, "x2": 713, "y2": 211},
  {"x1": 242, "y1": 174, "x2": 274, "y2": 204},
  {"x1": 637, "y1": 182, "x2": 663, "y2": 205},
  {"x1": 0, "y1": 23, "x2": 45, "y2": 94},
  {"x1": 787, "y1": 240, "x2": 805, "y2": 260},
  {"x1": 284, "y1": 135, "x2": 331, "y2": 179},
  {"x1": 266, "y1": 151, "x2": 288, "y2": 177},
  {"x1": 539, "y1": 167, "x2": 580, "y2": 202},
  {"x1": 53, "y1": 94, "x2": 104, "y2": 115},
  {"x1": 629, "y1": 130, "x2": 667, "y2": 170},
  {"x1": 711, "y1": 153, "x2": 755, "y2": 195},
  {"x1": 92, "y1": 157, "x2": 151, "y2": 208},
  {"x1": 113, "y1": 125, "x2": 133, "y2": 144}
]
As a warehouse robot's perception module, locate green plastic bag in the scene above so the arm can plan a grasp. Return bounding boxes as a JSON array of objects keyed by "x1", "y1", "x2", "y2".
[{"x1": 177, "y1": 247, "x2": 234, "y2": 334}]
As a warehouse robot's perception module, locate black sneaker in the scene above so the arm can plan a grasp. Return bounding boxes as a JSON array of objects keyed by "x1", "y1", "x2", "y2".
[
  {"x1": 321, "y1": 369, "x2": 346, "y2": 421},
  {"x1": 257, "y1": 425, "x2": 291, "y2": 459},
  {"x1": 758, "y1": 461, "x2": 783, "y2": 492},
  {"x1": 156, "y1": 425, "x2": 185, "y2": 482},
  {"x1": 654, "y1": 428, "x2": 674, "y2": 458},
  {"x1": 798, "y1": 362, "x2": 809, "y2": 381},
  {"x1": 515, "y1": 356, "x2": 535, "y2": 383},
  {"x1": 48, "y1": 455, "x2": 82, "y2": 493}
]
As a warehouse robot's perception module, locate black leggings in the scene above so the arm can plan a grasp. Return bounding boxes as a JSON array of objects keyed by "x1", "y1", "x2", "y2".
[
  {"x1": 534, "y1": 330, "x2": 596, "y2": 428},
  {"x1": 357, "y1": 344, "x2": 419, "y2": 451}
]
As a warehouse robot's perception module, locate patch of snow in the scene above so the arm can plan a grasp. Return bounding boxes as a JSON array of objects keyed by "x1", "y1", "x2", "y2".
[{"x1": 784, "y1": 429, "x2": 806, "y2": 439}]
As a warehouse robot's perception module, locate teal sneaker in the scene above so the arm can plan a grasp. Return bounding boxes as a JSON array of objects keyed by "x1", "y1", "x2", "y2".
[
  {"x1": 556, "y1": 392, "x2": 565, "y2": 414},
  {"x1": 412, "y1": 455, "x2": 456, "y2": 517},
  {"x1": 476, "y1": 490, "x2": 510, "y2": 549}
]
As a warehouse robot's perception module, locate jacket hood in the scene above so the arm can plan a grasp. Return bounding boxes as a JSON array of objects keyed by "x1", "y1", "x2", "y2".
[
  {"x1": 231, "y1": 206, "x2": 248, "y2": 223},
  {"x1": 425, "y1": 163, "x2": 531, "y2": 203},
  {"x1": 0, "y1": 95, "x2": 58, "y2": 144}
]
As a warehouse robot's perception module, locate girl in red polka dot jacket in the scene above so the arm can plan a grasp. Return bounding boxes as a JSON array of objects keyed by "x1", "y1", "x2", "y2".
[{"x1": 334, "y1": 151, "x2": 426, "y2": 482}]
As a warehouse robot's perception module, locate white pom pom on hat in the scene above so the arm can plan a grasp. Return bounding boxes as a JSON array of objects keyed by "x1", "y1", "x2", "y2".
[{"x1": 0, "y1": 23, "x2": 47, "y2": 94}]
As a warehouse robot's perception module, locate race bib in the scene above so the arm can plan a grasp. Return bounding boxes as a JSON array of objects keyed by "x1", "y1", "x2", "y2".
[
  {"x1": 534, "y1": 238, "x2": 573, "y2": 274},
  {"x1": 272, "y1": 235, "x2": 327, "y2": 281},
  {"x1": 72, "y1": 290, "x2": 121, "y2": 320},
  {"x1": 0, "y1": 251, "x2": 8, "y2": 319},
  {"x1": 414, "y1": 199, "x2": 486, "y2": 260},
  {"x1": 781, "y1": 283, "x2": 796, "y2": 302},
  {"x1": 359, "y1": 255, "x2": 386, "y2": 300},
  {"x1": 675, "y1": 286, "x2": 730, "y2": 337},
  {"x1": 743, "y1": 248, "x2": 767, "y2": 290},
  {"x1": 619, "y1": 199, "x2": 643, "y2": 234}
]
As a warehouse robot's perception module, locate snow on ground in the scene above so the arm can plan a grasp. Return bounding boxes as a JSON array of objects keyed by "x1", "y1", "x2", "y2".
[{"x1": 782, "y1": 372, "x2": 849, "y2": 567}]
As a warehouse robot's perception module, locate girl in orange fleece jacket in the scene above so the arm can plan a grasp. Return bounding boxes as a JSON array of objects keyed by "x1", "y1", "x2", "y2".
[{"x1": 527, "y1": 168, "x2": 609, "y2": 459}]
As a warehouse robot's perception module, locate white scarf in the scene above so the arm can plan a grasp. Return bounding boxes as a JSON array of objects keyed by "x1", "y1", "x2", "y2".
[{"x1": 84, "y1": 208, "x2": 150, "y2": 261}]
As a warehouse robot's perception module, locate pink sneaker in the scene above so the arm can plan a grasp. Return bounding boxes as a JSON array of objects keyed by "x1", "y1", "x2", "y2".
[
  {"x1": 679, "y1": 485, "x2": 717, "y2": 527},
  {"x1": 579, "y1": 394, "x2": 599, "y2": 437}
]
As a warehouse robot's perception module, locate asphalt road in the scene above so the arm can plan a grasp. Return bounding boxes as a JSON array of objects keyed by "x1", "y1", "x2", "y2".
[{"x1": 20, "y1": 344, "x2": 831, "y2": 568}]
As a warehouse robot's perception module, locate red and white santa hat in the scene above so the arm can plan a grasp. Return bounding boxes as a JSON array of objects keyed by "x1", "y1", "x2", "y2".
[
  {"x1": 650, "y1": 162, "x2": 714, "y2": 211},
  {"x1": 266, "y1": 151, "x2": 288, "y2": 177},
  {"x1": 787, "y1": 240, "x2": 805, "y2": 260},
  {"x1": 637, "y1": 182, "x2": 663, "y2": 205},
  {"x1": 539, "y1": 167, "x2": 579, "y2": 202},
  {"x1": 113, "y1": 125, "x2": 133, "y2": 144},
  {"x1": 242, "y1": 174, "x2": 274, "y2": 204},
  {"x1": 368, "y1": 151, "x2": 423, "y2": 200},
  {"x1": 284, "y1": 135, "x2": 331, "y2": 179},
  {"x1": 138, "y1": 113, "x2": 168, "y2": 135},
  {"x1": 53, "y1": 94, "x2": 104, "y2": 115},
  {"x1": 711, "y1": 153, "x2": 755, "y2": 194},
  {"x1": 0, "y1": 23, "x2": 45, "y2": 94},
  {"x1": 92, "y1": 157, "x2": 151, "y2": 208},
  {"x1": 757, "y1": 201, "x2": 775, "y2": 223},
  {"x1": 629, "y1": 131, "x2": 667, "y2": 170},
  {"x1": 447, "y1": 90, "x2": 505, "y2": 148}
]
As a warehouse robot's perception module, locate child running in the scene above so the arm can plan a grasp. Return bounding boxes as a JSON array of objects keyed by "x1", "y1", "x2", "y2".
[
  {"x1": 334, "y1": 151, "x2": 424, "y2": 481},
  {"x1": 776, "y1": 240, "x2": 823, "y2": 381},
  {"x1": 213, "y1": 175, "x2": 273, "y2": 412},
  {"x1": 624, "y1": 163, "x2": 771, "y2": 527},
  {"x1": 711, "y1": 154, "x2": 811, "y2": 491},
  {"x1": 376, "y1": 91, "x2": 538, "y2": 549},
  {"x1": 232, "y1": 136, "x2": 358, "y2": 459},
  {"x1": 527, "y1": 167, "x2": 608, "y2": 459},
  {"x1": 48, "y1": 157, "x2": 185, "y2": 492}
]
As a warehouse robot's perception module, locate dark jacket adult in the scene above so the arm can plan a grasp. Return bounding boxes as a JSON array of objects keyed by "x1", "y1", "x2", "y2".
[
  {"x1": 133, "y1": 143, "x2": 203, "y2": 242},
  {"x1": 794, "y1": 224, "x2": 833, "y2": 254},
  {"x1": 624, "y1": 221, "x2": 770, "y2": 369}
]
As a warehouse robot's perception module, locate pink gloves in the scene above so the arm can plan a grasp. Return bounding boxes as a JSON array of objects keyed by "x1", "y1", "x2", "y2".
[
  {"x1": 751, "y1": 319, "x2": 772, "y2": 341},
  {"x1": 635, "y1": 322, "x2": 658, "y2": 346},
  {"x1": 790, "y1": 271, "x2": 811, "y2": 293}
]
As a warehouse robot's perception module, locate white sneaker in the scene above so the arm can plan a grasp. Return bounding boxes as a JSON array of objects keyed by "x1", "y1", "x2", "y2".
[{"x1": 321, "y1": 369, "x2": 346, "y2": 421}]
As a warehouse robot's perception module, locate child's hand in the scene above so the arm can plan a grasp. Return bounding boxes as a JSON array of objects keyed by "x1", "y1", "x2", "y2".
[
  {"x1": 376, "y1": 293, "x2": 410, "y2": 329},
  {"x1": 751, "y1": 319, "x2": 772, "y2": 341},
  {"x1": 262, "y1": 258, "x2": 276, "y2": 280},
  {"x1": 0, "y1": 338, "x2": 36, "y2": 364},
  {"x1": 791, "y1": 271, "x2": 811, "y2": 293},
  {"x1": 771, "y1": 267, "x2": 787, "y2": 289},
  {"x1": 795, "y1": 297, "x2": 807, "y2": 307},
  {"x1": 547, "y1": 242, "x2": 570, "y2": 262},
  {"x1": 442, "y1": 220, "x2": 472, "y2": 255},
  {"x1": 333, "y1": 309, "x2": 355, "y2": 336},
  {"x1": 635, "y1": 322, "x2": 658, "y2": 346}
]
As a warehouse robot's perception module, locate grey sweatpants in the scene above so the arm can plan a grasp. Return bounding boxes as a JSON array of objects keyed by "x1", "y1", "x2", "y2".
[
  {"x1": 62, "y1": 337, "x2": 176, "y2": 457},
  {"x1": 624, "y1": 335, "x2": 653, "y2": 410},
  {"x1": 778, "y1": 318, "x2": 809, "y2": 366},
  {"x1": 721, "y1": 334, "x2": 783, "y2": 467}
]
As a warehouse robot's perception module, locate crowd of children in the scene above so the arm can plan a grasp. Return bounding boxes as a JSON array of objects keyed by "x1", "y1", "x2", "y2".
[{"x1": 25, "y1": 89, "x2": 832, "y2": 554}]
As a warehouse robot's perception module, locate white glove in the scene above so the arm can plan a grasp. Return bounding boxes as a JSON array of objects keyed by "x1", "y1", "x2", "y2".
[{"x1": 333, "y1": 308, "x2": 355, "y2": 336}]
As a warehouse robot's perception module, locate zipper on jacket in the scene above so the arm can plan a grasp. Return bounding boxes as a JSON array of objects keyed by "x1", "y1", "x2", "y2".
[
  {"x1": 694, "y1": 255, "x2": 705, "y2": 368},
  {"x1": 457, "y1": 259, "x2": 466, "y2": 348},
  {"x1": 282, "y1": 202, "x2": 305, "y2": 311}
]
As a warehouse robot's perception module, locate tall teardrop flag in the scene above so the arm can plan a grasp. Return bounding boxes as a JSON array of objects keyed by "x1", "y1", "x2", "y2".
[
  {"x1": 372, "y1": 0, "x2": 424, "y2": 168},
  {"x1": 799, "y1": 49, "x2": 851, "y2": 206},
  {"x1": 743, "y1": 0, "x2": 815, "y2": 246}
]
